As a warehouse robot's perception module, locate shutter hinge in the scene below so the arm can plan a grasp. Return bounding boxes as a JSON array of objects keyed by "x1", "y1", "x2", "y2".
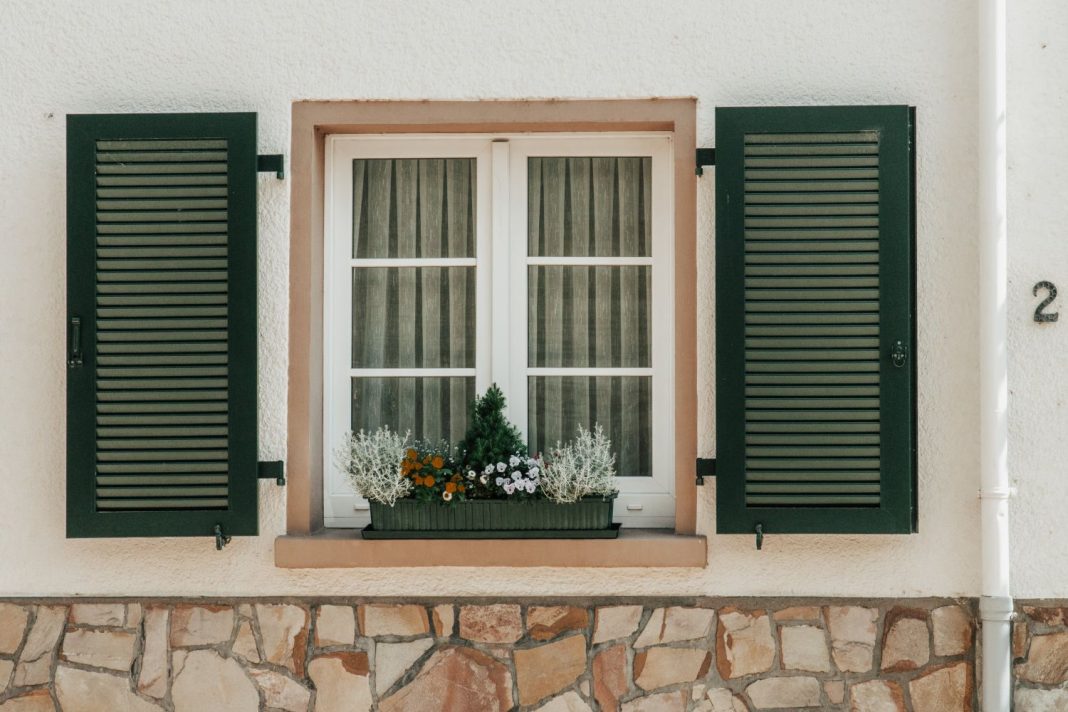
[
  {"x1": 695, "y1": 458, "x2": 716, "y2": 486},
  {"x1": 258, "y1": 460, "x2": 286, "y2": 486},
  {"x1": 696, "y1": 148, "x2": 716, "y2": 176},
  {"x1": 213, "y1": 524, "x2": 231, "y2": 551},
  {"x1": 257, "y1": 154, "x2": 285, "y2": 180}
]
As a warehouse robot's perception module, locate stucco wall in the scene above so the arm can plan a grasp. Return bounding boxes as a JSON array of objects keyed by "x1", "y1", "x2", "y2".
[
  {"x1": 1007, "y1": 1, "x2": 1068, "y2": 598},
  {"x1": 0, "y1": 0, "x2": 984, "y2": 597}
]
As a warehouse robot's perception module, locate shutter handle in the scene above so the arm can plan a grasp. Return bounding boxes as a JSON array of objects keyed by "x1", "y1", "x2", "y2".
[
  {"x1": 891, "y1": 341, "x2": 908, "y2": 368},
  {"x1": 68, "y1": 316, "x2": 83, "y2": 368}
]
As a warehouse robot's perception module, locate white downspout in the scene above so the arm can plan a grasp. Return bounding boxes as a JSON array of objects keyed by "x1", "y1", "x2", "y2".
[{"x1": 979, "y1": 0, "x2": 1012, "y2": 710}]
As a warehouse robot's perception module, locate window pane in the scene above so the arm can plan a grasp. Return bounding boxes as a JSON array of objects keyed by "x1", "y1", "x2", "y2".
[
  {"x1": 528, "y1": 157, "x2": 651, "y2": 257},
  {"x1": 528, "y1": 265, "x2": 650, "y2": 367},
  {"x1": 352, "y1": 267, "x2": 476, "y2": 368},
  {"x1": 352, "y1": 158, "x2": 476, "y2": 259},
  {"x1": 352, "y1": 377, "x2": 474, "y2": 445},
  {"x1": 528, "y1": 376, "x2": 652, "y2": 477}
]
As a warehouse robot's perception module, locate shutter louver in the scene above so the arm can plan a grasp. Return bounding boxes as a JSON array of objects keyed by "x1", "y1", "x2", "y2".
[
  {"x1": 67, "y1": 114, "x2": 258, "y2": 538},
  {"x1": 716, "y1": 106, "x2": 916, "y2": 535}
]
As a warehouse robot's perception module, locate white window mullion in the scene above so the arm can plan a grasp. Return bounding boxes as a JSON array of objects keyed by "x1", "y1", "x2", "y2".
[
  {"x1": 505, "y1": 140, "x2": 529, "y2": 436},
  {"x1": 491, "y1": 141, "x2": 518, "y2": 416}
]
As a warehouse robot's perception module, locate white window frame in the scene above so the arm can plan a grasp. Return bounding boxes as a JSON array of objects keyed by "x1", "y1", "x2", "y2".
[{"x1": 324, "y1": 133, "x2": 674, "y2": 528}]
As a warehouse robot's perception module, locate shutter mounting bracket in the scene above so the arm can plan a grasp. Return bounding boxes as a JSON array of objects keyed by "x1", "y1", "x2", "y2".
[
  {"x1": 214, "y1": 524, "x2": 231, "y2": 551},
  {"x1": 258, "y1": 461, "x2": 286, "y2": 486},
  {"x1": 695, "y1": 458, "x2": 715, "y2": 486},
  {"x1": 695, "y1": 148, "x2": 716, "y2": 176},
  {"x1": 755, "y1": 523, "x2": 764, "y2": 550},
  {"x1": 257, "y1": 154, "x2": 285, "y2": 180}
]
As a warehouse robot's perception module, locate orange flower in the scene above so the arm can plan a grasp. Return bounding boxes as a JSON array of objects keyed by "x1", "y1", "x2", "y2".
[
  {"x1": 406, "y1": 449, "x2": 418, "y2": 460},
  {"x1": 458, "y1": 484, "x2": 466, "y2": 493},
  {"x1": 451, "y1": 474, "x2": 461, "y2": 483},
  {"x1": 413, "y1": 476, "x2": 423, "y2": 486},
  {"x1": 431, "y1": 455, "x2": 445, "y2": 469},
  {"x1": 445, "y1": 482, "x2": 457, "y2": 493},
  {"x1": 424, "y1": 475, "x2": 435, "y2": 487},
  {"x1": 423, "y1": 455, "x2": 431, "y2": 465}
]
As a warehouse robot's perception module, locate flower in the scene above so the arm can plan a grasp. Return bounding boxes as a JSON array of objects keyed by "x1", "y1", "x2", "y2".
[
  {"x1": 509, "y1": 455, "x2": 520, "y2": 467},
  {"x1": 424, "y1": 475, "x2": 435, "y2": 487},
  {"x1": 496, "y1": 462, "x2": 507, "y2": 473},
  {"x1": 467, "y1": 470, "x2": 476, "y2": 479},
  {"x1": 445, "y1": 482, "x2": 457, "y2": 493},
  {"x1": 528, "y1": 466, "x2": 539, "y2": 476},
  {"x1": 406, "y1": 448, "x2": 418, "y2": 460},
  {"x1": 479, "y1": 474, "x2": 489, "y2": 485},
  {"x1": 495, "y1": 477, "x2": 504, "y2": 486},
  {"x1": 484, "y1": 464, "x2": 495, "y2": 475},
  {"x1": 525, "y1": 481, "x2": 537, "y2": 494},
  {"x1": 442, "y1": 491, "x2": 453, "y2": 501},
  {"x1": 503, "y1": 482, "x2": 515, "y2": 495},
  {"x1": 511, "y1": 471, "x2": 521, "y2": 481},
  {"x1": 431, "y1": 455, "x2": 445, "y2": 469}
]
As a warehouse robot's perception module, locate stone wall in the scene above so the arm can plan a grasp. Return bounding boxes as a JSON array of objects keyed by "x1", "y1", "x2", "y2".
[
  {"x1": 1013, "y1": 603, "x2": 1068, "y2": 710},
  {"x1": 0, "y1": 598, "x2": 976, "y2": 711}
]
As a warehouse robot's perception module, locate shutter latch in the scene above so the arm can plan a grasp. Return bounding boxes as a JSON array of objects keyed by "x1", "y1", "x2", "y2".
[
  {"x1": 755, "y1": 523, "x2": 764, "y2": 551},
  {"x1": 258, "y1": 461, "x2": 286, "y2": 486},
  {"x1": 213, "y1": 524, "x2": 231, "y2": 551},
  {"x1": 891, "y1": 341, "x2": 908, "y2": 368},
  {"x1": 67, "y1": 316, "x2": 83, "y2": 368}
]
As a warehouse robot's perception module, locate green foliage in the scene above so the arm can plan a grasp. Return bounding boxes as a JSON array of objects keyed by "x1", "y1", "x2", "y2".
[{"x1": 458, "y1": 384, "x2": 527, "y2": 468}]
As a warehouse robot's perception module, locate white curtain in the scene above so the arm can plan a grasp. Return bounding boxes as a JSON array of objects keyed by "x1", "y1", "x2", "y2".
[
  {"x1": 350, "y1": 158, "x2": 476, "y2": 445},
  {"x1": 526, "y1": 157, "x2": 653, "y2": 475}
]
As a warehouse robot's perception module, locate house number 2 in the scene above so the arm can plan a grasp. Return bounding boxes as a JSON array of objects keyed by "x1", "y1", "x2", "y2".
[{"x1": 1034, "y1": 281, "x2": 1059, "y2": 323}]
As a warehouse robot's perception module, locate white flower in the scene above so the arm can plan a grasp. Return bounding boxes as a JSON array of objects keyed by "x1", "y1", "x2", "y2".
[
  {"x1": 466, "y1": 470, "x2": 476, "y2": 480},
  {"x1": 511, "y1": 471, "x2": 522, "y2": 481},
  {"x1": 479, "y1": 473, "x2": 489, "y2": 485},
  {"x1": 484, "y1": 464, "x2": 495, "y2": 475},
  {"x1": 496, "y1": 462, "x2": 507, "y2": 473},
  {"x1": 442, "y1": 491, "x2": 453, "y2": 501},
  {"x1": 503, "y1": 482, "x2": 515, "y2": 495},
  {"x1": 526, "y1": 481, "x2": 537, "y2": 494},
  {"x1": 495, "y1": 477, "x2": 504, "y2": 486},
  {"x1": 509, "y1": 455, "x2": 520, "y2": 467},
  {"x1": 528, "y1": 466, "x2": 539, "y2": 476}
]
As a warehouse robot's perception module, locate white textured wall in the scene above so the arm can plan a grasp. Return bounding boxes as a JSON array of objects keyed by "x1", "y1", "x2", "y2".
[
  {"x1": 0, "y1": 0, "x2": 984, "y2": 597},
  {"x1": 1007, "y1": 1, "x2": 1068, "y2": 598}
]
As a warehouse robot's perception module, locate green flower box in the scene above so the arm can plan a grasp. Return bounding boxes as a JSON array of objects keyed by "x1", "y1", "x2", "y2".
[{"x1": 362, "y1": 494, "x2": 619, "y2": 539}]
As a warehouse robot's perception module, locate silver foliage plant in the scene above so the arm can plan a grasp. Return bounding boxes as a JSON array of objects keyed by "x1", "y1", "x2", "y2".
[
  {"x1": 335, "y1": 426, "x2": 411, "y2": 506},
  {"x1": 542, "y1": 424, "x2": 618, "y2": 503}
]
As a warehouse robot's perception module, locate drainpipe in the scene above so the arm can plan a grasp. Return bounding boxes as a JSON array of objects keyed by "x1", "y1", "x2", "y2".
[{"x1": 979, "y1": 0, "x2": 1012, "y2": 709}]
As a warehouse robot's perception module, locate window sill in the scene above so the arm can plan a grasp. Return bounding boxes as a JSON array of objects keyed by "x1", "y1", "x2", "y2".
[{"x1": 274, "y1": 528, "x2": 706, "y2": 568}]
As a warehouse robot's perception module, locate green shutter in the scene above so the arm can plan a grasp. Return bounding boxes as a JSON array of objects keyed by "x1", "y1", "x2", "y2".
[
  {"x1": 715, "y1": 106, "x2": 916, "y2": 535},
  {"x1": 67, "y1": 113, "x2": 258, "y2": 538}
]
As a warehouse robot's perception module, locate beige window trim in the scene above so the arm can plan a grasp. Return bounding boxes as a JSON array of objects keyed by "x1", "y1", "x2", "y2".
[{"x1": 279, "y1": 99, "x2": 704, "y2": 568}]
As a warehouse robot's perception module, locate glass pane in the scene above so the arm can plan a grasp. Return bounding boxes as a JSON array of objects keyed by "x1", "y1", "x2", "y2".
[
  {"x1": 528, "y1": 266, "x2": 650, "y2": 367},
  {"x1": 352, "y1": 377, "x2": 474, "y2": 446},
  {"x1": 352, "y1": 267, "x2": 476, "y2": 368},
  {"x1": 528, "y1": 157, "x2": 651, "y2": 257},
  {"x1": 352, "y1": 158, "x2": 476, "y2": 258},
  {"x1": 528, "y1": 376, "x2": 651, "y2": 477}
]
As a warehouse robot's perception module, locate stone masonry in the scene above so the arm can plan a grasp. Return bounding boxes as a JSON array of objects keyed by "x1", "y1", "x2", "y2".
[{"x1": 0, "y1": 599, "x2": 978, "y2": 711}]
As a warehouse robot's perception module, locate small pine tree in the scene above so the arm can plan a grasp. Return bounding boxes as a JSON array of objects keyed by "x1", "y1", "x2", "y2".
[{"x1": 459, "y1": 384, "x2": 527, "y2": 467}]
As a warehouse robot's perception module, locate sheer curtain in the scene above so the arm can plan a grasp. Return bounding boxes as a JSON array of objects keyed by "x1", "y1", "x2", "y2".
[
  {"x1": 526, "y1": 157, "x2": 653, "y2": 475},
  {"x1": 350, "y1": 158, "x2": 476, "y2": 445}
]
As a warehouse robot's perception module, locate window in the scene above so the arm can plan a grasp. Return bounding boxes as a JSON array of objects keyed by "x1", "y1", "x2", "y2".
[{"x1": 323, "y1": 134, "x2": 675, "y2": 528}]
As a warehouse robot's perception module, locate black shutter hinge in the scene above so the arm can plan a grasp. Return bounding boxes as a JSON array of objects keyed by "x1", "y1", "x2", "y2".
[
  {"x1": 257, "y1": 154, "x2": 285, "y2": 180},
  {"x1": 214, "y1": 524, "x2": 231, "y2": 551},
  {"x1": 696, "y1": 148, "x2": 716, "y2": 176},
  {"x1": 258, "y1": 460, "x2": 286, "y2": 486},
  {"x1": 695, "y1": 458, "x2": 716, "y2": 486}
]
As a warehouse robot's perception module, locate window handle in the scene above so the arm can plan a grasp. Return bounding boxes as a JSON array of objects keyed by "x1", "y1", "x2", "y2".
[
  {"x1": 68, "y1": 316, "x2": 83, "y2": 368},
  {"x1": 626, "y1": 504, "x2": 644, "y2": 511}
]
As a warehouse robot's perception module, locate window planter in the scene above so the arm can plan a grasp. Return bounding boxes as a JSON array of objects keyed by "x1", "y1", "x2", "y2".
[{"x1": 362, "y1": 494, "x2": 619, "y2": 539}]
